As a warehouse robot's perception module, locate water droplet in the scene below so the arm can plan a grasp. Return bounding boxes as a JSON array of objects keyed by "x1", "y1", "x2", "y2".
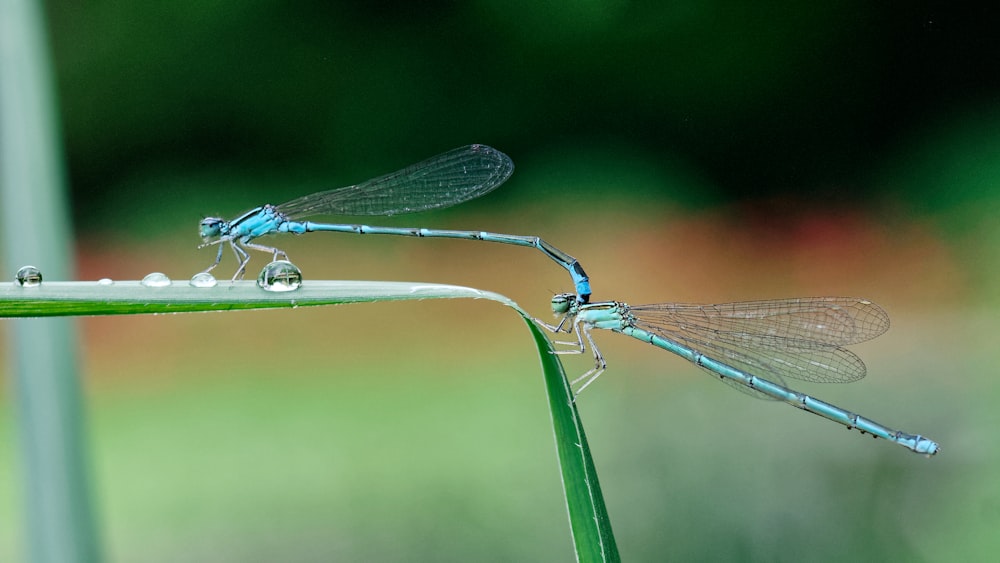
[
  {"x1": 97, "y1": 278, "x2": 114, "y2": 286},
  {"x1": 14, "y1": 265, "x2": 42, "y2": 287},
  {"x1": 257, "y1": 260, "x2": 302, "y2": 292},
  {"x1": 141, "y1": 272, "x2": 172, "y2": 287},
  {"x1": 189, "y1": 272, "x2": 218, "y2": 288}
]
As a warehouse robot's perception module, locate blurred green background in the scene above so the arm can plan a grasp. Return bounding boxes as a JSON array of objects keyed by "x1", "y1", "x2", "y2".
[{"x1": 3, "y1": 2, "x2": 1000, "y2": 561}]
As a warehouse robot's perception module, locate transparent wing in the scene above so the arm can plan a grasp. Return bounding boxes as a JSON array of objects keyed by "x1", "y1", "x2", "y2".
[
  {"x1": 630, "y1": 297, "x2": 886, "y2": 387},
  {"x1": 632, "y1": 297, "x2": 888, "y2": 346},
  {"x1": 643, "y1": 325, "x2": 792, "y2": 400},
  {"x1": 276, "y1": 144, "x2": 514, "y2": 218}
]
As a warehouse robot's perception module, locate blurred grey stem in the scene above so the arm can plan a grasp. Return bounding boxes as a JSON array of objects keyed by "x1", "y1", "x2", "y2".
[{"x1": 0, "y1": 1, "x2": 103, "y2": 562}]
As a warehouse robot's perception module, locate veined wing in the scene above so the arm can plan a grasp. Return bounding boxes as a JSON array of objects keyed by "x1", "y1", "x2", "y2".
[
  {"x1": 629, "y1": 297, "x2": 884, "y2": 385},
  {"x1": 276, "y1": 144, "x2": 514, "y2": 219},
  {"x1": 632, "y1": 297, "x2": 888, "y2": 347}
]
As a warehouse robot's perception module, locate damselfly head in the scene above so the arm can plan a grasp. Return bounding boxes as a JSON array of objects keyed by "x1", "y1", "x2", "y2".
[
  {"x1": 550, "y1": 293, "x2": 575, "y2": 315},
  {"x1": 199, "y1": 217, "x2": 226, "y2": 239}
]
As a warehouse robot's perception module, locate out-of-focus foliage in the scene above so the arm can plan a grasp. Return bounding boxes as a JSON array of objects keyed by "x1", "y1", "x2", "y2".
[{"x1": 46, "y1": 2, "x2": 1000, "y2": 228}]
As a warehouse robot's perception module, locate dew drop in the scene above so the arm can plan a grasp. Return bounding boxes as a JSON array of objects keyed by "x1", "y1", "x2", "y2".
[
  {"x1": 97, "y1": 278, "x2": 114, "y2": 286},
  {"x1": 189, "y1": 272, "x2": 218, "y2": 288},
  {"x1": 257, "y1": 260, "x2": 302, "y2": 292},
  {"x1": 141, "y1": 272, "x2": 172, "y2": 287},
  {"x1": 14, "y1": 265, "x2": 42, "y2": 287}
]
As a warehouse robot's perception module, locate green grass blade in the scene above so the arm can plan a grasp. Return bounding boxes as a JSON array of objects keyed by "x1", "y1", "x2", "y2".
[
  {"x1": 0, "y1": 278, "x2": 620, "y2": 560},
  {"x1": 1, "y1": 0, "x2": 99, "y2": 561},
  {"x1": 524, "y1": 318, "x2": 620, "y2": 562},
  {"x1": 0, "y1": 279, "x2": 514, "y2": 317}
]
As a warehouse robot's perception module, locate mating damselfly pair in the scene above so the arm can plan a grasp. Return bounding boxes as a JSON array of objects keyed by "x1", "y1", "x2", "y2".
[{"x1": 197, "y1": 144, "x2": 939, "y2": 456}]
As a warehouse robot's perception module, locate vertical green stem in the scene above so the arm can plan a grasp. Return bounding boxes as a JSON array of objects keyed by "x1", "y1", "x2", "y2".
[
  {"x1": 0, "y1": 1, "x2": 102, "y2": 561},
  {"x1": 525, "y1": 320, "x2": 619, "y2": 562}
]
